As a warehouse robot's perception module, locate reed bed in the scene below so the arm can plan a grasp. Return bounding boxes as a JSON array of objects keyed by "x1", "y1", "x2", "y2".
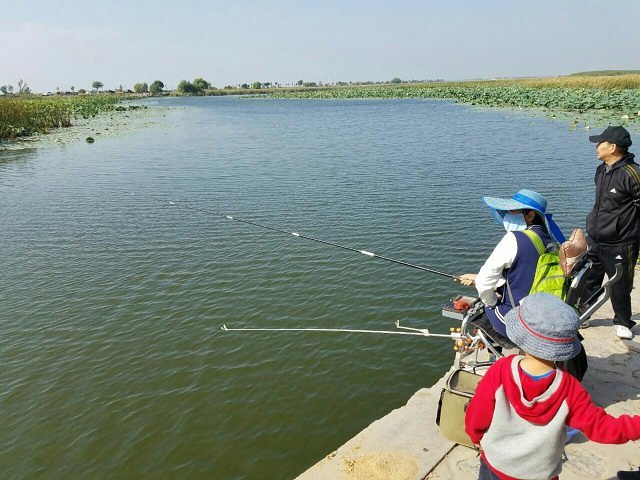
[{"x1": 0, "y1": 95, "x2": 122, "y2": 141}]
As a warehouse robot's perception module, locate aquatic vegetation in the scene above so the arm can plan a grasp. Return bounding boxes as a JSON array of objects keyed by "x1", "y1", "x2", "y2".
[
  {"x1": 569, "y1": 70, "x2": 640, "y2": 77},
  {"x1": 267, "y1": 76, "x2": 640, "y2": 127},
  {"x1": 0, "y1": 95, "x2": 122, "y2": 141}
]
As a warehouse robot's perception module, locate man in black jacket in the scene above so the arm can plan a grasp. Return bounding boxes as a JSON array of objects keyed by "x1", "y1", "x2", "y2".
[{"x1": 583, "y1": 126, "x2": 640, "y2": 339}]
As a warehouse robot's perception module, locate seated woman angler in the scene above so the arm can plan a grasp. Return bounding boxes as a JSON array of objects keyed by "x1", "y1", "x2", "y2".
[{"x1": 457, "y1": 189, "x2": 565, "y2": 347}]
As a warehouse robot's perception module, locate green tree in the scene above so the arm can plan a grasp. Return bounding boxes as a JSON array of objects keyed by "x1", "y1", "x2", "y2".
[
  {"x1": 92, "y1": 81, "x2": 104, "y2": 92},
  {"x1": 17, "y1": 79, "x2": 31, "y2": 94},
  {"x1": 240, "y1": 83, "x2": 249, "y2": 89},
  {"x1": 192, "y1": 78, "x2": 211, "y2": 91},
  {"x1": 133, "y1": 82, "x2": 149, "y2": 94},
  {"x1": 391, "y1": 77, "x2": 402, "y2": 84},
  {"x1": 0, "y1": 85, "x2": 8, "y2": 95},
  {"x1": 251, "y1": 81, "x2": 261, "y2": 89},
  {"x1": 149, "y1": 80, "x2": 164, "y2": 95},
  {"x1": 177, "y1": 80, "x2": 199, "y2": 95},
  {"x1": 296, "y1": 80, "x2": 303, "y2": 86}
]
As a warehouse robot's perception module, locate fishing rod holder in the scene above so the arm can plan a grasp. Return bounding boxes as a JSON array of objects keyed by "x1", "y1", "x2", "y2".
[
  {"x1": 394, "y1": 320, "x2": 431, "y2": 336},
  {"x1": 439, "y1": 296, "x2": 499, "y2": 371}
]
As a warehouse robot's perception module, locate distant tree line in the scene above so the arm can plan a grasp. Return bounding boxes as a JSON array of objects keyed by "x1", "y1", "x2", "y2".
[
  {"x1": 569, "y1": 70, "x2": 640, "y2": 77},
  {"x1": 226, "y1": 78, "x2": 445, "y2": 90},
  {"x1": 0, "y1": 79, "x2": 31, "y2": 95},
  {"x1": 0, "y1": 78, "x2": 167, "y2": 96},
  {"x1": 0, "y1": 76, "x2": 447, "y2": 98}
]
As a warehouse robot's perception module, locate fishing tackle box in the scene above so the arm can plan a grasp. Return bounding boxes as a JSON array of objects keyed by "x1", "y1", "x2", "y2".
[
  {"x1": 441, "y1": 295, "x2": 480, "y2": 321},
  {"x1": 436, "y1": 368, "x2": 483, "y2": 449}
]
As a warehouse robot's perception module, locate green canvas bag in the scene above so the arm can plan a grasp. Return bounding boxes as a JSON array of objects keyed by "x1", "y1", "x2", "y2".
[{"x1": 436, "y1": 369, "x2": 482, "y2": 448}]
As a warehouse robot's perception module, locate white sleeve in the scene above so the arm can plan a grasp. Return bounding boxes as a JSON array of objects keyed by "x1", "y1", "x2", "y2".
[{"x1": 475, "y1": 232, "x2": 518, "y2": 307}]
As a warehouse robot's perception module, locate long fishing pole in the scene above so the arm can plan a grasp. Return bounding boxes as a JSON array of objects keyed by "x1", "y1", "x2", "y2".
[
  {"x1": 128, "y1": 193, "x2": 458, "y2": 279},
  {"x1": 221, "y1": 320, "x2": 465, "y2": 340}
]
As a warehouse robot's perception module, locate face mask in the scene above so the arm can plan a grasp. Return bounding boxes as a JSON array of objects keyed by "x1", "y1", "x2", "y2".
[{"x1": 502, "y1": 212, "x2": 528, "y2": 232}]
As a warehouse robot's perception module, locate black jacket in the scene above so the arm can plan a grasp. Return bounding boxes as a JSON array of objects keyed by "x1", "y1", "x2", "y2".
[{"x1": 586, "y1": 152, "x2": 640, "y2": 245}]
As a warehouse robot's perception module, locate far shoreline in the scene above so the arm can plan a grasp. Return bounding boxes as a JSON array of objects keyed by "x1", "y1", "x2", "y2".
[{"x1": 2, "y1": 72, "x2": 639, "y2": 150}]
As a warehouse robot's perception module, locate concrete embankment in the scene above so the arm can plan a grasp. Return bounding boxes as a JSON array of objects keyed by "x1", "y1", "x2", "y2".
[{"x1": 297, "y1": 272, "x2": 640, "y2": 480}]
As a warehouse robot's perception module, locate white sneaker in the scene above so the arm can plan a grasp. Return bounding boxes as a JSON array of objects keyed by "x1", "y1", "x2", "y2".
[{"x1": 615, "y1": 325, "x2": 634, "y2": 340}]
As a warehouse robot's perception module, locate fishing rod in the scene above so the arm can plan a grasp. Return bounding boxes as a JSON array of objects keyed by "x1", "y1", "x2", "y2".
[
  {"x1": 221, "y1": 320, "x2": 464, "y2": 339},
  {"x1": 221, "y1": 318, "x2": 486, "y2": 357},
  {"x1": 127, "y1": 192, "x2": 486, "y2": 353},
  {"x1": 126, "y1": 192, "x2": 458, "y2": 280}
]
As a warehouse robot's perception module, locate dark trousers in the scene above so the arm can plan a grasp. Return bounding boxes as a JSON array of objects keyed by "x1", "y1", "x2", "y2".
[
  {"x1": 582, "y1": 241, "x2": 638, "y2": 328},
  {"x1": 559, "y1": 334, "x2": 588, "y2": 381},
  {"x1": 478, "y1": 457, "x2": 559, "y2": 480},
  {"x1": 478, "y1": 457, "x2": 502, "y2": 480}
]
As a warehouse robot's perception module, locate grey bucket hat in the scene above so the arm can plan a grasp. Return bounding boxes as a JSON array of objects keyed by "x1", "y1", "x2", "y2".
[{"x1": 505, "y1": 293, "x2": 582, "y2": 362}]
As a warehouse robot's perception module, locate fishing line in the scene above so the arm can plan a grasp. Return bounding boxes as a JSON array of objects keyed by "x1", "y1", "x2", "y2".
[{"x1": 126, "y1": 192, "x2": 458, "y2": 279}]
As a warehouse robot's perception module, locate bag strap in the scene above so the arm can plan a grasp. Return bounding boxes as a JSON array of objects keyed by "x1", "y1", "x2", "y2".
[
  {"x1": 506, "y1": 280, "x2": 516, "y2": 309},
  {"x1": 522, "y1": 229, "x2": 546, "y2": 255},
  {"x1": 505, "y1": 229, "x2": 544, "y2": 308}
]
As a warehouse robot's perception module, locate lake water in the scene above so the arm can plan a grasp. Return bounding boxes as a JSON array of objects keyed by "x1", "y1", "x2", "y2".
[{"x1": 0, "y1": 96, "x2": 598, "y2": 479}]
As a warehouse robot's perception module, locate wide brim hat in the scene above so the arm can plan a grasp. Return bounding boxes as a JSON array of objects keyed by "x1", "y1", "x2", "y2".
[
  {"x1": 505, "y1": 293, "x2": 582, "y2": 362},
  {"x1": 483, "y1": 189, "x2": 566, "y2": 243}
]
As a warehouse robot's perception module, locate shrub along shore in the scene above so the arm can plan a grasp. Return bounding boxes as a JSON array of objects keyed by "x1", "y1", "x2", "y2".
[{"x1": 0, "y1": 95, "x2": 126, "y2": 141}]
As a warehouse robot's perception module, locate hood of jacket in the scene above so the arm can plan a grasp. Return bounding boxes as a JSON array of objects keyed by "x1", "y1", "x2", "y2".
[{"x1": 498, "y1": 355, "x2": 572, "y2": 425}]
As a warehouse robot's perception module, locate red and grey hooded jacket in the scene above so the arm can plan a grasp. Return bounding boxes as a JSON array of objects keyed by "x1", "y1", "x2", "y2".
[{"x1": 465, "y1": 355, "x2": 640, "y2": 480}]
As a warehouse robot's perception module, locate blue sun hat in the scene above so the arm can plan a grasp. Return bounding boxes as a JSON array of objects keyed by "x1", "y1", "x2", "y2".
[
  {"x1": 483, "y1": 189, "x2": 566, "y2": 243},
  {"x1": 505, "y1": 293, "x2": 582, "y2": 362}
]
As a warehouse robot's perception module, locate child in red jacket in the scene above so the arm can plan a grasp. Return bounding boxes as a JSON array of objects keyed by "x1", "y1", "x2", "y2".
[{"x1": 465, "y1": 293, "x2": 640, "y2": 480}]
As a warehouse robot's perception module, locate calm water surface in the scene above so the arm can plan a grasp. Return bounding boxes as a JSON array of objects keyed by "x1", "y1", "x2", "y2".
[{"x1": 1, "y1": 97, "x2": 597, "y2": 479}]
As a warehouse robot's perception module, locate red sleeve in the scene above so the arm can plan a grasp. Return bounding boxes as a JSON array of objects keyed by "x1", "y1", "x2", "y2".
[
  {"x1": 566, "y1": 378, "x2": 640, "y2": 444},
  {"x1": 464, "y1": 360, "x2": 504, "y2": 445}
]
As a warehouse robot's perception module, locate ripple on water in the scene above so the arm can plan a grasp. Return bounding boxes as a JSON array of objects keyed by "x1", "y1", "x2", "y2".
[{"x1": 0, "y1": 96, "x2": 597, "y2": 479}]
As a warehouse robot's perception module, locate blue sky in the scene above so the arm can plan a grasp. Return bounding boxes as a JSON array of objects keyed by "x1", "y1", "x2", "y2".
[{"x1": 2, "y1": 0, "x2": 639, "y2": 92}]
